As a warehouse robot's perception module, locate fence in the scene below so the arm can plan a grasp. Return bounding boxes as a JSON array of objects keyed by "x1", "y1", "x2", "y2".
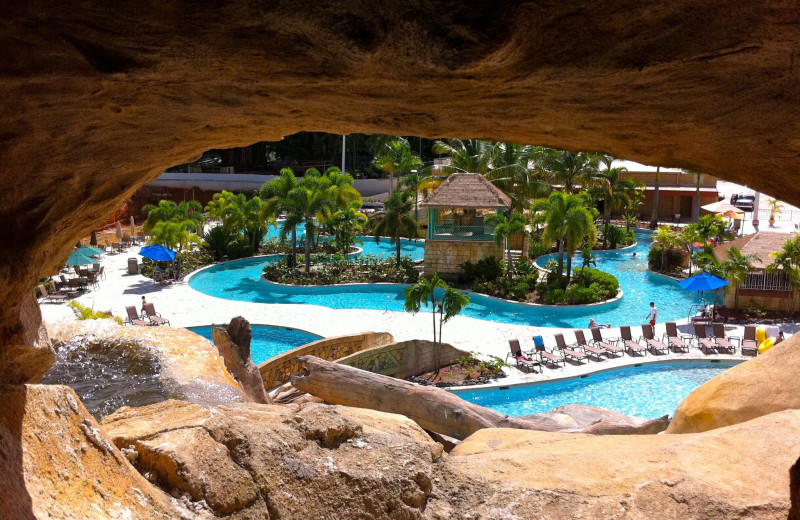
[
  {"x1": 756, "y1": 208, "x2": 800, "y2": 222},
  {"x1": 741, "y1": 271, "x2": 792, "y2": 292}
]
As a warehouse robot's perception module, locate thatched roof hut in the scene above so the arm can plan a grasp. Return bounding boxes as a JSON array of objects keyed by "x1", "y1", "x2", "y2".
[{"x1": 421, "y1": 173, "x2": 511, "y2": 210}]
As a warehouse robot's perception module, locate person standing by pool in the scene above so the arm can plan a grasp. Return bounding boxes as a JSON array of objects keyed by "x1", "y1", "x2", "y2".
[{"x1": 645, "y1": 302, "x2": 657, "y2": 326}]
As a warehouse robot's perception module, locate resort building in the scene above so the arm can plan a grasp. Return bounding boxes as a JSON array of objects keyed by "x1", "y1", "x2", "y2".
[
  {"x1": 713, "y1": 231, "x2": 797, "y2": 311},
  {"x1": 420, "y1": 173, "x2": 512, "y2": 277},
  {"x1": 617, "y1": 161, "x2": 720, "y2": 221}
]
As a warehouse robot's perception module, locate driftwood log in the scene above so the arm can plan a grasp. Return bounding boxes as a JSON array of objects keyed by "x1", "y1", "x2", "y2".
[
  {"x1": 292, "y1": 356, "x2": 668, "y2": 440},
  {"x1": 212, "y1": 317, "x2": 272, "y2": 404}
]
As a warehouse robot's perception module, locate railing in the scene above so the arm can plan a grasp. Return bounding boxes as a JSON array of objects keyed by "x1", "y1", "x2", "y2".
[
  {"x1": 756, "y1": 208, "x2": 800, "y2": 222},
  {"x1": 741, "y1": 271, "x2": 792, "y2": 292},
  {"x1": 429, "y1": 224, "x2": 497, "y2": 241}
]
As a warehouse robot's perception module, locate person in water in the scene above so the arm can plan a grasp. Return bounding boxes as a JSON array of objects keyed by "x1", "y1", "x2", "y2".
[
  {"x1": 588, "y1": 318, "x2": 611, "y2": 329},
  {"x1": 632, "y1": 252, "x2": 637, "y2": 258}
]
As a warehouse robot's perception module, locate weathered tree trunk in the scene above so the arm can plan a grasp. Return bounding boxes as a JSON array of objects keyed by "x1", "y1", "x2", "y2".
[
  {"x1": 213, "y1": 317, "x2": 272, "y2": 404},
  {"x1": 291, "y1": 356, "x2": 668, "y2": 440}
]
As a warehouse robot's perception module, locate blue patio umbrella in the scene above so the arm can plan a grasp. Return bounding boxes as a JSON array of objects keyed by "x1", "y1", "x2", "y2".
[
  {"x1": 65, "y1": 250, "x2": 96, "y2": 266},
  {"x1": 678, "y1": 272, "x2": 729, "y2": 319},
  {"x1": 138, "y1": 244, "x2": 177, "y2": 261}
]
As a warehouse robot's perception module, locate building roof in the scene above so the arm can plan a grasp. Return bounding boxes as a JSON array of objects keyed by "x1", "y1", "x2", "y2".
[
  {"x1": 713, "y1": 231, "x2": 796, "y2": 269},
  {"x1": 615, "y1": 160, "x2": 684, "y2": 173},
  {"x1": 420, "y1": 173, "x2": 512, "y2": 210}
]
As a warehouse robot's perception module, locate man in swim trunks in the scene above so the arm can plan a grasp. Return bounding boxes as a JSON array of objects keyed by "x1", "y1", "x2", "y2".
[{"x1": 645, "y1": 302, "x2": 657, "y2": 327}]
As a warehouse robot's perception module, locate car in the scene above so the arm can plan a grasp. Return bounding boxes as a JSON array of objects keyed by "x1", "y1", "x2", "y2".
[{"x1": 735, "y1": 194, "x2": 755, "y2": 211}]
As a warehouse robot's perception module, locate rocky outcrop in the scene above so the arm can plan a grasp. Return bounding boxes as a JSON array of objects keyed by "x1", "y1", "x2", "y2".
[
  {"x1": 211, "y1": 316, "x2": 271, "y2": 404},
  {"x1": 668, "y1": 336, "x2": 800, "y2": 433},
  {"x1": 102, "y1": 399, "x2": 442, "y2": 519},
  {"x1": 0, "y1": 293, "x2": 54, "y2": 384},
  {"x1": 524, "y1": 404, "x2": 669, "y2": 435},
  {"x1": 0, "y1": 384, "x2": 184, "y2": 520},
  {"x1": 44, "y1": 320, "x2": 248, "y2": 417},
  {"x1": 3, "y1": 1, "x2": 800, "y2": 377},
  {"x1": 431, "y1": 410, "x2": 800, "y2": 519}
]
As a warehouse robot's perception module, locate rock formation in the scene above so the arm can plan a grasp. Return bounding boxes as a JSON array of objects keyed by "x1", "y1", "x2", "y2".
[
  {"x1": 102, "y1": 399, "x2": 442, "y2": 519},
  {"x1": 668, "y1": 335, "x2": 800, "y2": 433},
  {"x1": 0, "y1": 384, "x2": 185, "y2": 520},
  {"x1": 211, "y1": 316, "x2": 272, "y2": 404},
  {"x1": 45, "y1": 320, "x2": 248, "y2": 416},
  {"x1": 3, "y1": 1, "x2": 800, "y2": 376}
]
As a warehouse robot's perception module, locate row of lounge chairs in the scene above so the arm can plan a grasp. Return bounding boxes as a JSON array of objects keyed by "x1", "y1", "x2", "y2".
[
  {"x1": 507, "y1": 322, "x2": 758, "y2": 373},
  {"x1": 125, "y1": 304, "x2": 170, "y2": 326}
]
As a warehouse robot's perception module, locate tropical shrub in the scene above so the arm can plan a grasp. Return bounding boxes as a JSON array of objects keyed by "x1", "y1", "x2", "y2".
[
  {"x1": 648, "y1": 245, "x2": 684, "y2": 273},
  {"x1": 202, "y1": 225, "x2": 238, "y2": 260},
  {"x1": 459, "y1": 256, "x2": 505, "y2": 284},
  {"x1": 537, "y1": 267, "x2": 618, "y2": 304},
  {"x1": 528, "y1": 240, "x2": 550, "y2": 259},
  {"x1": 68, "y1": 301, "x2": 123, "y2": 325}
]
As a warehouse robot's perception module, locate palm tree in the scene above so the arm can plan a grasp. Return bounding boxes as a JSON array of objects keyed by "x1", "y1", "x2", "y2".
[
  {"x1": 321, "y1": 166, "x2": 360, "y2": 210},
  {"x1": 539, "y1": 149, "x2": 602, "y2": 192},
  {"x1": 486, "y1": 143, "x2": 551, "y2": 213},
  {"x1": 329, "y1": 201, "x2": 367, "y2": 261},
  {"x1": 373, "y1": 190, "x2": 420, "y2": 270},
  {"x1": 431, "y1": 138, "x2": 497, "y2": 175},
  {"x1": 260, "y1": 168, "x2": 300, "y2": 265},
  {"x1": 533, "y1": 192, "x2": 596, "y2": 280},
  {"x1": 722, "y1": 246, "x2": 761, "y2": 310},
  {"x1": 678, "y1": 224, "x2": 700, "y2": 276},
  {"x1": 372, "y1": 137, "x2": 422, "y2": 196},
  {"x1": 403, "y1": 273, "x2": 470, "y2": 372},
  {"x1": 768, "y1": 235, "x2": 800, "y2": 310},
  {"x1": 594, "y1": 156, "x2": 638, "y2": 249},
  {"x1": 768, "y1": 198, "x2": 784, "y2": 225},
  {"x1": 285, "y1": 177, "x2": 334, "y2": 272},
  {"x1": 650, "y1": 166, "x2": 660, "y2": 229},
  {"x1": 399, "y1": 171, "x2": 427, "y2": 222},
  {"x1": 485, "y1": 212, "x2": 527, "y2": 278},
  {"x1": 143, "y1": 200, "x2": 203, "y2": 233},
  {"x1": 652, "y1": 226, "x2": 678, "y2": 273},
  {"x1": 148, "y1": 219, "x2": 200, "y2": 251}
]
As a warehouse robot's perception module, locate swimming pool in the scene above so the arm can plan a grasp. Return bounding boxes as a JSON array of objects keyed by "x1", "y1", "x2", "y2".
[
  {"x1": 455, "y1": 361, "x2": 735, "y2": 419},
  {"x1": 188, "y1": 325, "x2": 321, "y2": 364},
  {"x1": 189, "y1": 230, "x2": 703, "y2": 327}
]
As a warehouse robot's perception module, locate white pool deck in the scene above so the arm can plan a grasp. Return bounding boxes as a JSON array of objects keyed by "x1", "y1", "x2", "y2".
[{"x1": 39, "y1": 249, "x2": 799, "y2": 387}]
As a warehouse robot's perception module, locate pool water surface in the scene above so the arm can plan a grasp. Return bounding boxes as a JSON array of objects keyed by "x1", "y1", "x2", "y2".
[
  {"x1": 189, "y1": 230, "x2": 703, "y2": 328},
  {"x1": 188, "y1": 325, "x2": 321, "y2": 365},
  {"x1": 456, "y1": 361, "x2": 735, "y2": 419}
]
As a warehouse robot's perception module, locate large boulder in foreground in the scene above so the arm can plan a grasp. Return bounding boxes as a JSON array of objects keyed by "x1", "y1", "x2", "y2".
[
  {"x1": 668, "y1": 336, "x2": 800, "y2": 433},
  {"x1": 0, "y1": 384, "x2": 184, "y2": 520},
  {"x1": 432, "y1": 410, "x2": 800, "y2": 519},
  {"x1": 44, "y1": 320, "x2": 248, "y2": 418},
  {"x1": 102, "y1": 399, "x2": 442, "y2": 519}
]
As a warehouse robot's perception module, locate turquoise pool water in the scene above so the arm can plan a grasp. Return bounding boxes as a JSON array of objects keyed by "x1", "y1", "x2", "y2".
[
  {"x1": 456, "y1": 361, "x2": 735, "y2": 419},
  {"x1": 189, "y1": 230, "x2": 703, "y2": 327},
  {"x1": 188, "y1": 325, "x2": 321, "y2": 365}
]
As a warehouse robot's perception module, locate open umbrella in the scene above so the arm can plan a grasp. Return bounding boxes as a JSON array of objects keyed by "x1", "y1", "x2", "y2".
[
  {"x1": 721, "y1": 210, "x2": 743, "y2": 220},
  {"x1": 138, "y1": 244, "x2": 177, "y2": 261},
  {"x1": 66, "y1": 250, "x2": 96, "y2": 266},
  {"x1": 679, "y1": 272, "x2": 729, "y2": 319},
  {"x1": 77, "y1": 245, "x2": 104, "y2": 256}
]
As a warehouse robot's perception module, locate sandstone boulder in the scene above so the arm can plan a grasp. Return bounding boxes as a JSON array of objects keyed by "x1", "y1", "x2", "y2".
[
  {"x1": 102, "y1": 399, "x2": 442, "y2": 519},
  {"x1": 44, "y1": 320, "x2": 247, "y2": 418},
  {"x1": 431, "y1": 410, "x2": 800, "y2": 519},
  {"x1": 668, "y1": 336, "x2": 800, "y2": 433},
  {"x1": 0, "y1": 384, "x2": 185, "y2": 520}
]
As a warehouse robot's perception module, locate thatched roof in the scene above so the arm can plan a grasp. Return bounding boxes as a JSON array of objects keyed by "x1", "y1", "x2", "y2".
[
  {"x1": 420, "y1": 173, "x2": 511, "y2": 210},
  {"x1": 713, "y1": 231, "x2": 796, "y2": 269}
]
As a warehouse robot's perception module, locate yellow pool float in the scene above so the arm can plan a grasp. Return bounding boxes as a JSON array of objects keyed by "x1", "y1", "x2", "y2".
[
  {"x1": 755, "y1": 326, "x2": 767, "y2": 345},
  {"x1": 758, "y1": 336, "x2": 776, "y2": 354}
]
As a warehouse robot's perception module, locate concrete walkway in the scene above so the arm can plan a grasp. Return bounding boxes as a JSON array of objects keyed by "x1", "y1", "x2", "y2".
[{"x1": 39, "y1": 248, "x2": 798, "y2": 386}]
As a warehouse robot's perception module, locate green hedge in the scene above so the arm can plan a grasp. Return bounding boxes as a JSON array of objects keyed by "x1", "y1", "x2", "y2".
[{"x1": 537, "y1": 267, "x2": 619, "y2": 305}]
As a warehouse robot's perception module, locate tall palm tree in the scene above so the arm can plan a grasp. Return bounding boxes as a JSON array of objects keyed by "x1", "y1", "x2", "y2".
[
  {"x1": 373, "y1": 190, "x2": 420, "y2": 270},
  {"x1": 143, "y1": 200, "x2": 203, "y2": 232},
  {"x1": 768, "y1": 235, "x2": 800, "y2": 310},
  {"x1": 594, "y1": 155, "x2": 638, "y2": 249},
  {"x1": 650, "y1": 166, "x2": 660, "y2": 229},
  {"x1": 398, "y1": 171, "x2": 430, "y2": 222},
  {"x1": 486, "y1": 143, "x2": 551, "y2": 213},
  {"x1": 372, "y1": 137, "x2": 422, "y2": 195},
  {"x1": 652, "y1": 226, "x2": 678, "y2": 273},
  {"x1": 431, "y1": 138, "x2": 497, "y2": 175},
  {"x1": 260, "y1": 168, "x2": 300, "y2": 265},
  {"x1": 485, "y1": 212, "x2": 527, "y2": 278},
  {"x1": 321, "y1": 166, "x2": 360, "y2": 210},
  {"x1": 329, "y1": 201, "x2": 367, "y2": 261},
  {"x1": 533, "y1": 192, "x2": 596, "y2": 280},
  {"x1": 539, "y1": 149, "x2": 602, "y2": 192},
  {"x1": 285, "y1": 177, "x2": 334, "y2": 272},
  {"x1": 722, "y1": 246, "x2": 761, "y2": 310}
]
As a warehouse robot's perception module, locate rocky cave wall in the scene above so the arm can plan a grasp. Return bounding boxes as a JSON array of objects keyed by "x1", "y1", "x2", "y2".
[{"x1": 2, "y1": 0, "x2": 800, "y2": 379}]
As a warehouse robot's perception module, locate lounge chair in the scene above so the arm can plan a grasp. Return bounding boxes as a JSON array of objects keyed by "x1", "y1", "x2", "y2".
[
  {"x1": 143, "y1": 303, "x2": 170, "y2": 326},
  {"x1": 693, "y1": 323, "x2": 717, "y2": 355},
  {"x1": 125, "y1": 306, "x2": 149, "y2": 326},
  {"x1": 620, "y1": 326, "x2": 646, "y2": 356},
  {"x1": 711, "y1": 323, "x2": 738, "y2": 354},
  {"x1": 533, "y1": 335, "x2": 566, "y2": 368},
  {"x1": 741, "y1": 325, "x2": 758, "y2": 356},
  {"x1": 663, "y1": 322, "x2": 691, "y2": 353},
  {"x1": 573, "y1": 330, "x2": 607, "y2": 361},
  {"x1": 506, "y1": 339, "x2": 541, "y2": 373},
  {"x1": 554, "y1": 333, "x2": 588, "y2": 364},
  {"x1": 640, "y1": 324, "x2": 668, "y2": 355},
  {"x1": 589, "y1": 327, "x2": 624, "y2": 357},
  {"x1": 37, "y1": 284, "x2": 67, "y2": 303}
]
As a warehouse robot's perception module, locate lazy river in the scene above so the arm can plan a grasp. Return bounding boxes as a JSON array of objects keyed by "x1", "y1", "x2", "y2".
[
  {"x1": 188, "y1": 230, "x2": 703, "y2": 328},
  {"x1": 456, "y1": 361, "x2": 735, "y2": 419}
]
